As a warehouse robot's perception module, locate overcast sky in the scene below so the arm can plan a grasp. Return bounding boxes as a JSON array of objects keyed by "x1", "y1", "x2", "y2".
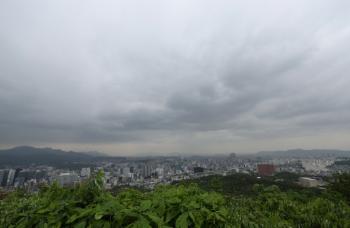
[{"x1": 1, "y1": 0, "x2": 350, "y2": 155}]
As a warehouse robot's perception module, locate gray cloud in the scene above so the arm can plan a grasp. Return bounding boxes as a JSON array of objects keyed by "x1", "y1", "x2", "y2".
[{"x1": 1, "y1": 0, "x2": 350, "y2": 154}]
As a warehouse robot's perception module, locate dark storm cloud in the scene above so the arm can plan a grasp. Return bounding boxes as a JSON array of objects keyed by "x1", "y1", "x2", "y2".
[{"x1": 1, "y1": 0, "x2": 350, "y2": 154}]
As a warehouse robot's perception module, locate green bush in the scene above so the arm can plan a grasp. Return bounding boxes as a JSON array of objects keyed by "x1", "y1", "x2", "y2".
[
  {"x1": 1, "y1": 174, "x2": 350, "y2": 227},
  {"x1": 0, "y1": 174, "x2": 228, "y2": 228}
]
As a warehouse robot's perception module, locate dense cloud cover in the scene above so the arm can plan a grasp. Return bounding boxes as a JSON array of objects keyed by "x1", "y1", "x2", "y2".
[{"x1": 1, "y1": 0, "x2": 350, "y2": 155}]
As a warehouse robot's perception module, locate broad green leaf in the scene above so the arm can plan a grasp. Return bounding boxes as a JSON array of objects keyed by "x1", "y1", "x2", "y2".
[
  {"x1": 140, "y1": 200, "x2": 152, "y2": 210},
  {"x1": 176, "y1": 212, "x2": 188, "y2": 228},
  {"x1": 95, "y1": 213, "x2": 104, "y2": 220},
  {"x1": 73, "y1": 221, "x2": 86, "y2": 228}
]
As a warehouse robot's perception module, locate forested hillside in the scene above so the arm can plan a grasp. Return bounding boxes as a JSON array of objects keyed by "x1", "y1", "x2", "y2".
[{"x1": 1, "y1": 172, "x2": 350, "y2": 227}]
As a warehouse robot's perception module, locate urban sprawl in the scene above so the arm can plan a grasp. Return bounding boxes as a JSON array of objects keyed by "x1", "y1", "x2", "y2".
[{"x1": 1, "y1": 153, "x2": 349, "y2": 192}]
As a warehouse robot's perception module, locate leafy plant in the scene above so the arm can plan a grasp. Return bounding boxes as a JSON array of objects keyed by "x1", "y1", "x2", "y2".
[{"x1": 1, "y1": 174, "x2": 350, "y2": 227}]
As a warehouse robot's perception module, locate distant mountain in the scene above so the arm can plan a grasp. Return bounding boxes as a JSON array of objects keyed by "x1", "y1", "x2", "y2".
[
  {"x1": 256, "y1": 149, "x2": 350, "y2": 158},
  {"x1": 0, "y1": 146, "x2": 98, "y2": 167}
]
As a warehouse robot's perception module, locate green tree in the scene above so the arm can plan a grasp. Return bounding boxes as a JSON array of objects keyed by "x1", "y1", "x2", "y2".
[{"x1": 329, "y1": 173, "x2": 350, "y2": 203}]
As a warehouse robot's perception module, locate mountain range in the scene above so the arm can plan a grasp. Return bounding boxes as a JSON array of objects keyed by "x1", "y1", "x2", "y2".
[
  {"x1": 256, "y1": 149, "x2": 350, "y2": 158},
  {"x1": 1, "y1": 146, "x2": 350, "y2": 167},
  {"x1": 0, "y1": 146, "x2": 116, "y2": 167}
]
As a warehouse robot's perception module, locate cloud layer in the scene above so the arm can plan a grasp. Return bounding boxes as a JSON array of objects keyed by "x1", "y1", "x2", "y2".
[{"x1": 1, "y1": 0, "x2": 350, "y2": 155}]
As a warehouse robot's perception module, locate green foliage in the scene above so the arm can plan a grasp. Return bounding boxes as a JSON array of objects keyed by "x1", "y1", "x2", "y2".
[
  {"x1": 329, "y1": 173, "x2": 350, "y2": 203},
  {"x1": 178, "y1": 173, "x2": 311, "y2": 197},
  {"x1": 0, "y1": 175, "x2": 228, "y2": 228},
  {"x1": 1, "y1": 174, "x2": 350, "y2": 227},
  {"x1": 228, "y1": 184, "x2": 350, "y2": 227},
  {"x1": 209, "y1": 177, "x2": 223, "y2": 193}
]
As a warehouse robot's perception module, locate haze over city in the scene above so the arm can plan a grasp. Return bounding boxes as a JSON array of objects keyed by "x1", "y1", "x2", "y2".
[{"x1": 1, "y1": 0, "x2": 350, "y2": 155}]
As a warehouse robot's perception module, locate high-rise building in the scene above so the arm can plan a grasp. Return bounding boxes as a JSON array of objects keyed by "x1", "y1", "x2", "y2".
[
  {"x1": 14, "y1": 177, "x2": 25, "y2": 188},
  {"x1": 122, "y1": 167, "x2": 130, "y2": 176},
  {"x1": 6, "y1": 169, "x2": 16, "y2": 186},
  {"x1": 155, "y1": 168, "x2": 164, "y2": 178},
  {"x1": 0, "y1": 170, "x2": 9, "y2": 187},
  {"x1": 142, "y1": 165, "x2": 152, "y2": 178}
]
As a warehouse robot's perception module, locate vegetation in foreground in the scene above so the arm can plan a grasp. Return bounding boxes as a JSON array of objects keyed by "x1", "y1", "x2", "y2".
[{"x1": 1, "y1": 172, "x2": 350, "y2": 227}]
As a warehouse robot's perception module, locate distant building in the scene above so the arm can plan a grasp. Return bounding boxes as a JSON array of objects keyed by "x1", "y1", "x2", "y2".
[
  {"x1": 257, "y1": 164, "x2": 275, "y2": 176},
  {"x1": 229, "y1": 153, "x2": 237, "y2": 159},
  {"x1": 155, "y1": 168, "x2": 164, "y2": 178},
  {"x1": 193, "y1": 167, "x2": 204, "y2": 173},
  {"x1": 6, "y1": 169, "x2": 16, "y2": 186},
  {"x1": 122, "y1": 167, "x2": 130, "y2": 176},
  {"x1": 56, "y1": 173, "x2": 79, "y2": 186},
  {"x1": 80, "y1": 168, "x2": 91, "y2": 178},
  {"x1": 14, "y1": 177, "x2": 25, "y2": 188},
  {"x1": 298, "y1": 177, "x2": 321, "y2": 188},
  {"x1": 142, "y1": 165, "x2": 152, "y2": 178},
  {"x1": 0, "y1": 170, "x2": 9, "y2": 187}
]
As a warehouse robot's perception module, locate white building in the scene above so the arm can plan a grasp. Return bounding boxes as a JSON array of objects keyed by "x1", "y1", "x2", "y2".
[
  {"x1": 80, "y1": 168, "x2": 91, "y2": 178},
  {"x1": 155, "y1": 168, "x2": 164, "y2": 178},
  {"x1": 298, "y1": 177, "x2": 321, "y2": 188},
  {"x1": 56, "y1": 173, "x2": 79, "y2": 186},
  {"x1": 122, "y1": 167, "x2": 130, "y2": 177},
  {"x1": 6, "y1": 169, "x2": 16, "y2": 186}
]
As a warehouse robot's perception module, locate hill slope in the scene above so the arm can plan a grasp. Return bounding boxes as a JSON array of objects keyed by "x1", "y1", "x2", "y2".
[
  {"x1": 0, "y1": 146, "x2": 95, "y2": 166},
  {"x1": 256, "y1": 149, "x2": 350, "y2": 158}
]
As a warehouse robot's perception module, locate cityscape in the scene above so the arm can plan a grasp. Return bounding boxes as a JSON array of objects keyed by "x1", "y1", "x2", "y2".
[
  {"x1": 1, "y1": 147, "x2": 349, "y2": 192},
  {"x1": 1, "y1": 0, "x2": 350, "y2": 226}
]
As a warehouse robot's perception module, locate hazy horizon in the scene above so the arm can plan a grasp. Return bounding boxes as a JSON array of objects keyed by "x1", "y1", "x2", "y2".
[
  {"x1": 1, "y1": 1, "x2": 350, "y2": 155},
  {"x1": 2, "y1": 145, "x2": 350, "y2": 157}
]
